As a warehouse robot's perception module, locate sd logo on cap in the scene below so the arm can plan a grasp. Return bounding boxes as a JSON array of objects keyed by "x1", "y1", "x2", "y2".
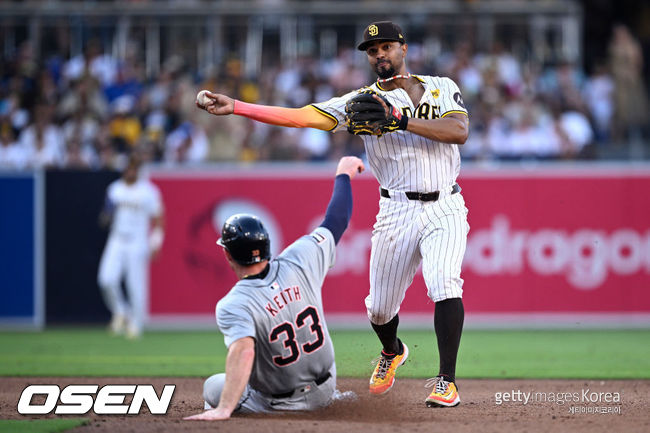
[{"x1": 357, "y1": 21, "x2": 406, "y2": 51}]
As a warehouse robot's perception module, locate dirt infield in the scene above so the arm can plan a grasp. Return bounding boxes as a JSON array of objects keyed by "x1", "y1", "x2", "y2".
[{"x1": 1, "y1": 377, "x2": 648, "y2": 433}]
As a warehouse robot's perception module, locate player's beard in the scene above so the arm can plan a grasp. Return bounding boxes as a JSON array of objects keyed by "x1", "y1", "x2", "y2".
[{"x1": 375, "y1": 61, "x2": 396, "y2": 79}]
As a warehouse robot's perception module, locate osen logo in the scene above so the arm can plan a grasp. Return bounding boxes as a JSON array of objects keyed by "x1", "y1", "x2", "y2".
[{"x1": 17, "y1": 384, "x2": 175, "y2": 415}]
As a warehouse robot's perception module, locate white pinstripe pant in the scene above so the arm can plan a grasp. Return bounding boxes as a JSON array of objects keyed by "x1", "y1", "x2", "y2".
[{"x1": 365, "y1": 191, "x2": 469, "y2": 325}]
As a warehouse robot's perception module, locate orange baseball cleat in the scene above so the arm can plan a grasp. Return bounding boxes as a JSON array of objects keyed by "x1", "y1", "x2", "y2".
[
  {"x1": 425, "y1": 376, "x2": 460, "y2": 407},
  {"x1": 369, "y1": 343, "x2": 409, "y2": 395}
]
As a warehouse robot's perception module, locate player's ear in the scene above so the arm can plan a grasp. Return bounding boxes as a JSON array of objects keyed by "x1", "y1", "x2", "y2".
[{"x1": 401, "y1": 43, "x2": 407, "y2": 58}]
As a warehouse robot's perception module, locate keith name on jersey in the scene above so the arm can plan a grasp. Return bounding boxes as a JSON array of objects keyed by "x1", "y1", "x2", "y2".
[{"x1": 265, "y1": 285, "x2": 302, "y2": 317}]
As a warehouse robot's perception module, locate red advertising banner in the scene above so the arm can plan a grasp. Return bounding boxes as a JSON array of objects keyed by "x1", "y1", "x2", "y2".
[{"x1": 149, "y1": 166, "x2": 650, "y2": 322}]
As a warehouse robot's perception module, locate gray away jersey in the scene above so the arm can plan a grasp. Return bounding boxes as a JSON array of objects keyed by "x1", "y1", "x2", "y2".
[
  {"x1": 216, "y1": 226, "x2": 336, "y2": 396},
  {"x1": 312, "y1": 75, "x2": 468, "y2": 192}
]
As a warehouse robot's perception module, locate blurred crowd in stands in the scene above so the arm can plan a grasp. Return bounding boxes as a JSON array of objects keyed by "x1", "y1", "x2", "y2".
[{"x1": 1, "y1": 24, "x2": 648, "y2": 170}]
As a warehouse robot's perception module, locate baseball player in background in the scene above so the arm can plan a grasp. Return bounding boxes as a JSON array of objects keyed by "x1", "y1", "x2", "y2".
[
  {"x1": 184, "y1": 156, "x2": 365, "y2": 421},
  {"x1": 197, "y1": 21, "x2": 469, "y2": 407},
  {"x1": 97, "y1": 155, "x2": 164, "y2": 339}
]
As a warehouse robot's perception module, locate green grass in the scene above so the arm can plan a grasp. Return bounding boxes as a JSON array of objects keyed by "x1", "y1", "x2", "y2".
[
  {"x1": 0, "y1": 328, "x2": 223, "y2": 377},
  {"x1": 0, "y1": 328, "x2": 649, "y2": 379},
  {"x1": 335, "y1": 330, "x2": 650, "y2": 379},
  {"x1": 0, "y1": 419, "x2": 87, "y2": 433}
]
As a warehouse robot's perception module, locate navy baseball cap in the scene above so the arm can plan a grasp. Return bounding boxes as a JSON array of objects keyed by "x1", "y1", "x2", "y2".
[{"x1": 357, "y1": 21, "x2": 406, "y2": 51}]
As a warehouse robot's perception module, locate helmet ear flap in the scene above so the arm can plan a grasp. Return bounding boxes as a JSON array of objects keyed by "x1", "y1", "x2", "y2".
[{"x1": 218, "y1": 214, "x2": 271, "y2": 265}]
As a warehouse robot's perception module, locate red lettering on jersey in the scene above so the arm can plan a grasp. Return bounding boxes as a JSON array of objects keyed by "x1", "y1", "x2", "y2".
[
  {"x1": 265, "y1": 303, "x2": 278, "y2": 317},
  {"x1": 267, "y1": 286, "x2": 301, "y2": 314}
]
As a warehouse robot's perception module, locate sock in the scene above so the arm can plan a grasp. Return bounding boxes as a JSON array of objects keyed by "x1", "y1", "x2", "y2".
[
  {"x1": 371, "y1": 314, "x2": 402, "y2": 356},
  {"x1": 434, "y1": 298, "x2": 464, "y2": 383}
]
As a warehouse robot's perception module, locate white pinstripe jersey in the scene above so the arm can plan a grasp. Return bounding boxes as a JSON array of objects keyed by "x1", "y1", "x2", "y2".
[
  {"x1": 107, "y1": 179, "x2": 162, "y2": 241},
  {"x1": 312, "y1": 75, "x2": 468, "y2": 192}
]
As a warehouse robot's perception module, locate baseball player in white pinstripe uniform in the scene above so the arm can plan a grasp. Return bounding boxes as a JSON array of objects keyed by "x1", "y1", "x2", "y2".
[
  {"x1": 197, "y1": 20, "x2": 469, "y2": 408},
  {"x1": 98, "y1": 155, "x2": 164, "y2": 339}
]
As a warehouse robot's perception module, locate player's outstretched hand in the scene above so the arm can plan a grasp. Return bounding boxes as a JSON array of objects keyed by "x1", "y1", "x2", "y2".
[
  {"x1": 336, "y1": 156, "x2": 365, "y2": 180},
  {"x1": 196, "y1": 91, "x2": 235, "y2": 116},
  {"x1": 183, "y1": 407, "x2": 231, "y2": 421}
]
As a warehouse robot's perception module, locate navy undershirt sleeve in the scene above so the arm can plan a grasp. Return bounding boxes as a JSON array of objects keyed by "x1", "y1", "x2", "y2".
[{"x1": 319, "y1": 174, "x2": 353, "y2": 244}]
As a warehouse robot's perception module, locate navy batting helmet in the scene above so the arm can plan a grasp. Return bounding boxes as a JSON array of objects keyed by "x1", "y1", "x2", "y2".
[{"x1": 217, "y1": 213, "x2": 271, "y2": 265}]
